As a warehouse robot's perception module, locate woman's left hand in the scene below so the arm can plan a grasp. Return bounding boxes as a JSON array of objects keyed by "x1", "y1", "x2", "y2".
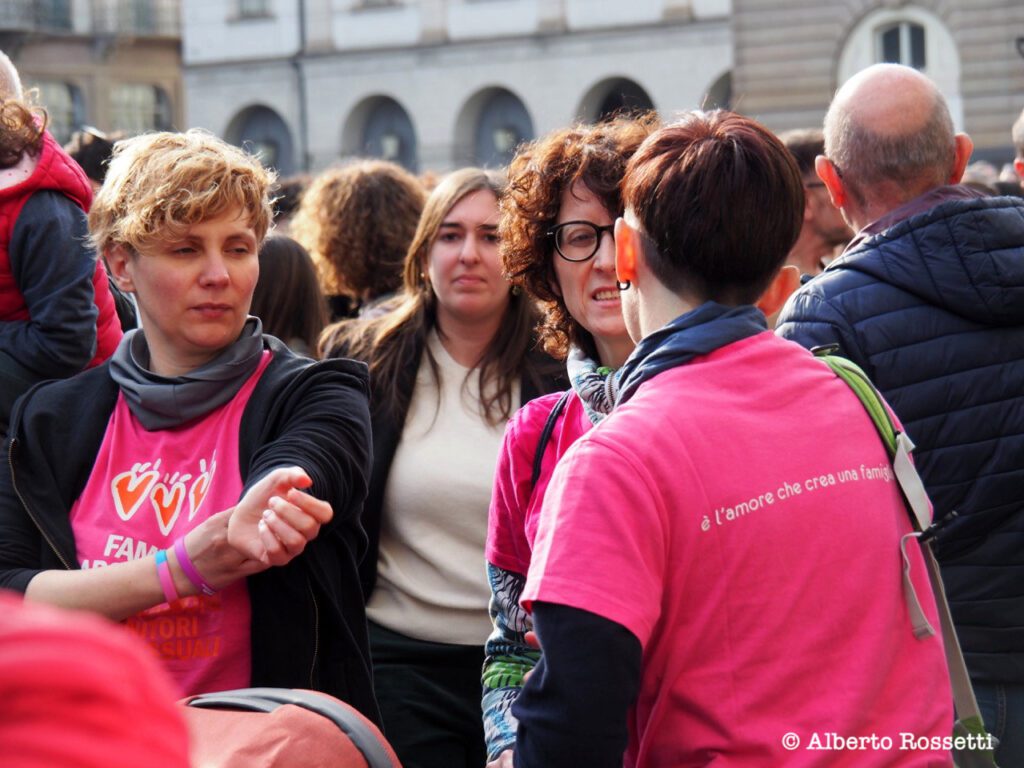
[{"x1": 227, "y1": 467, "x2": 334, "y2": 565}]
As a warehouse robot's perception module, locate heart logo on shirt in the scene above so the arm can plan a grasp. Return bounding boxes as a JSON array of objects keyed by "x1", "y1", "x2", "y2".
[
  {"x1": 187, "y1": 455, "x2": 216, "y2": 522},
  {"x1": 110, "y1": 462, "x2": 161, "y2": 522},
  {"x1": 152, "y1": 482, "x2": 186, "y2": 536}
]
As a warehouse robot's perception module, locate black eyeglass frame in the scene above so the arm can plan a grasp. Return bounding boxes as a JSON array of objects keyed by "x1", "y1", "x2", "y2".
[{"x1": 546, "y1": 220, "x2": 616, "y2": 263}]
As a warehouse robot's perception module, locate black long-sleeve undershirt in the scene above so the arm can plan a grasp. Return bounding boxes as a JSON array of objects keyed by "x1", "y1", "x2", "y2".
[{"x1": 513, "y1": 601, "x2": 642, "y2": 768}]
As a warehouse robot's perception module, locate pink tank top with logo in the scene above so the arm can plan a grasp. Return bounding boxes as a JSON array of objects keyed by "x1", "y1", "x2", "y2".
[{"x1": 70, "y1": 351, "x2": 272, "y2": 696}]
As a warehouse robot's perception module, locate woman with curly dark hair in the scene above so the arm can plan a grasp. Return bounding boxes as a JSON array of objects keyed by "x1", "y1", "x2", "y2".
[
  {"x1": 481, "y1": 114, "x2": 659, "y2": 767},
  {"x1": 291, "y1": 159, "x2": 426, "y2": 320}
]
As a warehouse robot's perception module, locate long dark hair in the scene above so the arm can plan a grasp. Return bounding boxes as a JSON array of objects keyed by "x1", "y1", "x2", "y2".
[
  {"x1": 321, "y1": 168, "x2": 541, "y2": 425},
  {"x1": 251, "y1": 235, "x2": 328, "y2": 355}
]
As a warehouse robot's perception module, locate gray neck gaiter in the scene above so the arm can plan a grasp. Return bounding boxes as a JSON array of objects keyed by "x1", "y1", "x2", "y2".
[{"x1": 109, "y1": 317, "x2": 265, "y2": 430}]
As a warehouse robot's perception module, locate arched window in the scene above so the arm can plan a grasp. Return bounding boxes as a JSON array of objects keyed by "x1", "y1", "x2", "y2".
[
  {"x1": 227, "y1": 105, "x2": 296, "y2": 175},
  {"x1": 362, "y1": 98, "x2": 418, "y2": 172},
  {"x1": 576, "y1": 77, "x2": 655, "y2": 124},
  {"x1": 704, "y1": 71, "x2": 732, "y2": 111},
  {"x1": 473, "y1": 90, "x2": 533, "y2": 168},
  {"x1": 838, "y1": 7, "x2": 962, "y2": 129},
  {"x1": 877, "y1": 22, "x2": 926, "y2": 69}
]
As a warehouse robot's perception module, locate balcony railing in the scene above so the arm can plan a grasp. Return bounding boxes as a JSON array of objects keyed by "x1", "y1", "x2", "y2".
[
  {"x1": 92, "y1": 0, "x2": 180, "y2": 37},
  {"x1": 0, "y1": 1, "x2": 73, "y2": 32},
  {"x1": 0, "y1": 0, "x2": 179, "y2": 37}
]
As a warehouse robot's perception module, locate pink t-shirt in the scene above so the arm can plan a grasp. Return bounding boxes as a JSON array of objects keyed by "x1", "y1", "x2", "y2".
[
  {"x1": 487, "y1": 390, "x2": 593, "y2": 576},
  {"x1": 70, "y1": 351, "x2": 272, "y2": 696},
  {"x1": 524, "y1": 332, "x2": 953, "y2": 767}
]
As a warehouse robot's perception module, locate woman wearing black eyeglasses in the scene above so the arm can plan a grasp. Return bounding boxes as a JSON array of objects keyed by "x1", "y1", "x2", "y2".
[{"x1": 481, "y1": 114, "x2": 659, "y2": 768}]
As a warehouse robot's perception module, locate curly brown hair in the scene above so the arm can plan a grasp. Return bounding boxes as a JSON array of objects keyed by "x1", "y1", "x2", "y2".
[
  {"x1": 0, "y1": 97, "x2": 46, "y2": 169},
  {"x1": 500, "y1": 112, "x2": 659, "y2": 360},
  {"x1": 291, "y1": 159, "x2": 426, "y2": 301}
]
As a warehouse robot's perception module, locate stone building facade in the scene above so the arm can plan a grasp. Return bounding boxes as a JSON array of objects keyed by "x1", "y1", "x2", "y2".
[
  {"x1": 1, "y1": 0, "x2": 182, "y2": 144},
  {"x1": 183, "y1": 0, "x2": 734, "y2": 175}
]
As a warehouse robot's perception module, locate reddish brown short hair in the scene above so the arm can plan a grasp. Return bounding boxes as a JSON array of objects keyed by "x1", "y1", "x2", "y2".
[
  {"x1": 623, "y1": 110, "x2": 803, "y2": 304},
  {"x1": 501, "y1": 113, "x2": 659, "y2": 360},
  {"x1": 0, "y1": 97, "x2": 45, "y2": 169}
]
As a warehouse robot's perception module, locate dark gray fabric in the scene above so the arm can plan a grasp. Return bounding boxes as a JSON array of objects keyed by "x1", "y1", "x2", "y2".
[
  {"x1": 5, "y1": 191, "x2": 98, "y2": 378},
  {"x1": 777, "y1": 189, "x2": 1024, "y2": 685},
  {"x1": 109, "y1": 316, "x2": 264, "y2": 430}
]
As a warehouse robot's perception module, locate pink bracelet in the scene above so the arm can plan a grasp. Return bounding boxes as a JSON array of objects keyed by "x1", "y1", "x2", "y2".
[
  {"x1": 155, "y1": 549, "x2": 179, "y2": 604},
  {"x1": 173, "y1": 537, "x2": 217, "y2": 596}
]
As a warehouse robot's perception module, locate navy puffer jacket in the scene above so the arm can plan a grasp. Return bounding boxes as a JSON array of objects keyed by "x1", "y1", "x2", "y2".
[{"x1": 777, "y1": 190, "x2": 1024, "y2": 685}]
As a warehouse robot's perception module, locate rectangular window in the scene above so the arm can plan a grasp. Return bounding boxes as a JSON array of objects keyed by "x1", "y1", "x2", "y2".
[
  {"x1": 238, "y1": 0, "x2": 271, "y2": 17},
  {"x1": 880, "y1": 26, "x2": 900, "y2": 64},
  {"x1": 36, "y1": 0, "x2": 72, "y2": 31},
  {"x1": 110, "y1": 85, "x2": 172, "y2": 135},
  {"x1": 909, "y1": 24, "x2": 926, "y2": 69},
  {"x1": 35, "y1": 81, "x2": 79, "y2": 144}
]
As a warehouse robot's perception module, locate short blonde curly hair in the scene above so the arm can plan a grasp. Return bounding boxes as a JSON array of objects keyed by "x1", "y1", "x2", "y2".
[{"x1": 89, "y1": 129, "x2": 275, "y2": 256}]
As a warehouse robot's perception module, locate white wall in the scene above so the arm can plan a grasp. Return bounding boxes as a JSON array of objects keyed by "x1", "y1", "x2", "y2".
[{"x1": 182, "y1": 0, "x2": 300, "y2": 64}]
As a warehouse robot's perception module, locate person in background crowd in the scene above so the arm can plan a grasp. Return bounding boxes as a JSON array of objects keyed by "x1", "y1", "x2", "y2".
[
  {"x1": 63, "y1": 127, "x2": 139, "y2": 332},
  {"x1": 0, "y1": 130, "x2": 380, "y2": 726},
  {"x1": 0, "y1": 93, "x2": 122, "y2": 433},
  {"x1": 513, "y1": 110, "x2": 953, "y2": 767},
  {"x1": 321, "y1": 168, "x2": 563, "y2": 768},
  {"x1": 1012, "y1": 106, "x2": 1024, "y2": 191},
  {"x1": 778, "y1": 128, "x2": 853, "y2": 276},
  {"x1": 777, "y1": 63, "x2": 1024, "y2": 766},
  {"x1": 293, "y1": 159, "x2": 426, "y2": 321},
  {"x1": 64, "y1": 127, "x2": 116, "y2": 193},
  {"x1": 960, "y1": 160, "x2": 1000, "y2": 195},
  {"x1": 251, "y1": 234, "x2": 328, "y2": 357},
  {"x1": 270, "y1": 173, "x2": 310, "y2": 237},
  {"x1": 481, "y1": 114, "x2": 658, "y2": 767},
  {"x1": 0, "y1": 591, "x2": 190, "y2": 768}
]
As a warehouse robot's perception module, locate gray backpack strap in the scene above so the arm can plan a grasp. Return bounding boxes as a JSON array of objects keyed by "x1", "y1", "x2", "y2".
[{"x1": 189, "y1": 688, "x2": 396, "y2": 768}]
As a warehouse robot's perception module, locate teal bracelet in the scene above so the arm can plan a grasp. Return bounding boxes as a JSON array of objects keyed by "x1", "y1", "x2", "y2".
[{"x1": 155, "y1": 549, "x2": 179, "y2": 603}]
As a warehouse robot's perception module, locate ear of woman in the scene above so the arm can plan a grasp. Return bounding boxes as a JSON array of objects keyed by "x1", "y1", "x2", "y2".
[
  {"x1": 614, "y1": 217, "x2": 640, "y2": 286},
  {"x1": 756, "y1": 264, "x2": 800, "y2": 318}
]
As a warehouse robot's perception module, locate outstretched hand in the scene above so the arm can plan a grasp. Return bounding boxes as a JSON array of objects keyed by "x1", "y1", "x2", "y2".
[{"x1": 226, "y1": 467, "x2": 334, "y2": 565}]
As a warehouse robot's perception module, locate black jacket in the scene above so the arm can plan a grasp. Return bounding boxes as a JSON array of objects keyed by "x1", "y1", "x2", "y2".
[
  {"x1": 0, "y1": 335, "x2": 382, "y2": 723},
  {"x1": 777, "y1": 190, "x2": 1024, "y2": 684},
  {"x1": 345, "y1": 334, "x2": 566, "y2": 599}
]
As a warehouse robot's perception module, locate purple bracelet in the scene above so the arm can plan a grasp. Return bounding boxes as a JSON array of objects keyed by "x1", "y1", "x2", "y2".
[{"x1": 173, "y1": 537, "x2": 217, "y2": 596}]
